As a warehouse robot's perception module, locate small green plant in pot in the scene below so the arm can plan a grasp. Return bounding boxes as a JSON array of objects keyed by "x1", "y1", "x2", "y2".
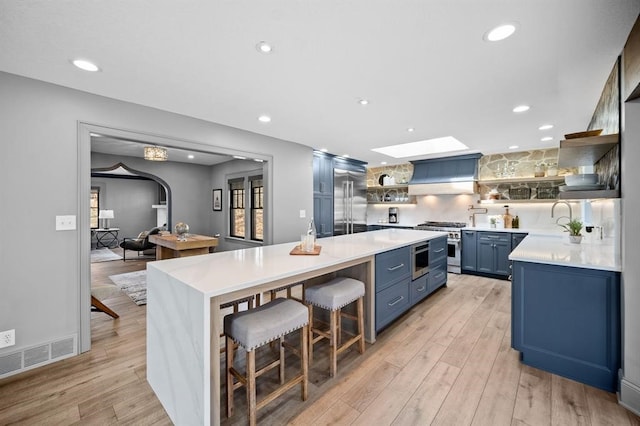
[{"x1": 559, "y1": 219, "x2": 583, "y2": 243}]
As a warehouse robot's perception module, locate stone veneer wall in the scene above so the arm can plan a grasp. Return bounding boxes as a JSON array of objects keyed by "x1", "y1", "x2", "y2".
[
  {"x1": 366, "y1": 164, "x2": 414, "y2": 187},
  {"x1": 478, "y1": 148, "x2": 576, "y2": 201}
]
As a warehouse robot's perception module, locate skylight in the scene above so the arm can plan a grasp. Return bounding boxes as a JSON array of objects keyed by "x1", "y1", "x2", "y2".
[{"x1": 371, "y1": 136, "x2": 468, "y2": 158}]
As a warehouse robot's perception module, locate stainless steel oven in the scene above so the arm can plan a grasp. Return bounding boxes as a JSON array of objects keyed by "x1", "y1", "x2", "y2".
[
  {"x1": 411, "y1": 241, "x2": 430, "y2": 280},
  {"x1": 414, "y1": 221, "x2": 466, "y2": 274}
]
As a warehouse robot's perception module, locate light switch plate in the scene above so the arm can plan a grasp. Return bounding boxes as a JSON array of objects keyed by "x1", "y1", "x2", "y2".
[
  {"x1": 56, "y1": 215, "x2": 76, "y2": 231},
  {"x1": 299, "y1": 210, "x2": 306, "y2": 218}
]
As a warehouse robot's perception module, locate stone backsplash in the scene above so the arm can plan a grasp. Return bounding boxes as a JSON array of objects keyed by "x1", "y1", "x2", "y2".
[
  {"x1": 367, "y1": 164, "x2": 413, "y2": 187},
  {"x1": 478, "y1": 148, "x2": 574, "y2": 180}
]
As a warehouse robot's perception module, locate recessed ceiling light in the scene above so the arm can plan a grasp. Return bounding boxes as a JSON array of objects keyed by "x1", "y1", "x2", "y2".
[
  {"x1": 258, "y1": 115, "x2": 271, "y2": 123},
  {"x1": 372, "y1": 136, "x2": 468, "y2": 158},
  {"x1": 233, "y1": 155, "x2": 247, "y2": 160},
  {"x1": 320, "y1": 148, "x2": 328, "y2": 152},
  {"x1": 254, "y1": 158, "x2": 264, "y2": 163},
  {"x1": 539, "y1": 124, "x2": 554, "y2": 130},
  {"x1": 541, "y1": 136, "x2": 553, "y2": 142},
  {"x1": 513, "y1": 105, "x2": 530, "y2": 113},
  {"x1": 72, "y1": 59, "x2": 100, "y2": 72},
  {"x1": 342, "y1": 154, "x2": 350, "y2": 158},
  {"x1": 358, "y1": 99, "x2": 369, "y2": 106},
  {"x1": 256, "y1": 41, "x2": 273, "y2": 53},
  {"x1": 484, "y1": 23, "x2": 517, "y2": 42},
  {"x1": 508, "y1": 145, "x2": 519, "y2": 150},
  {"x1": 407, "y1": 128, "x2": 415, "y2": 132},
  {"x1": 381, "y1": 161, "x2": 388, "y2": 165},
  {"x1": 188, "y1": 154, "x2": 195, "y2": 159}
]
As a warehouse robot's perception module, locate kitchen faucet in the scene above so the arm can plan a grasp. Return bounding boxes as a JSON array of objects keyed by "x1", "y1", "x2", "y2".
[
  {"x1": 468, "y1": 204, "x2": 488, "y2": 227},
  {"x1": 551, "y1": 201, "x2": 572, "y2": 224}
]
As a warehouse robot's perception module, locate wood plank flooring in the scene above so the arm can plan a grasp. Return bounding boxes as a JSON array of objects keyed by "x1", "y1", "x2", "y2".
[{"x1": 1, "y1": 254, "x2": 638, "y2": 425}]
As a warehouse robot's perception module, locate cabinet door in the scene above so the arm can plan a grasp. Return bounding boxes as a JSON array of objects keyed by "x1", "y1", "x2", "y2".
[
  {"x1": 461, "y1": 230, "x2": 477, "y2": 271},
  {"x1": 375, "y1": 246, "x2": 411, "y2": 292},
  {"x1": 494, "y1": 240, "x2": 511, "y2": 275},
  {"x1": 476, "y1": 238, "x2": 495, "y2": 274},
  {"x1": 376, "y1": 278, "x2": 410, "y2": 331},
  {"x1": 313, "y1": 152, "x2": 333, "y2": 195},
  {"x1": 428, "y1": 263, "x2": 447, "y2": 292},
  {"x1": 511, "y1": 233, "x2": 527, "y2": 249},
  {"x1": 313, "y1": 195, "x2": 333, "y2": 238},
  {"x1": 410, "y1": 274, "x2": 429, "y2": 304},
  {"x1": 430, "y1": 236, "x2": 447, "y2": 264}
]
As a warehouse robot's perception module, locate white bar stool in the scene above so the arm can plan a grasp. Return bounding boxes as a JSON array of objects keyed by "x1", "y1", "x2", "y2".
[
  {"x1": 224, "y1": 297, "x2": 309, "y2": 426},
  {"x1": 305, "y1": 277, "x2": 365, "y2": 377}
]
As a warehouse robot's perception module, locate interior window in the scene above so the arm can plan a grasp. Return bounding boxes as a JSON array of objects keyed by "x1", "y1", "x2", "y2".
[
  {"x1": 229, "y1": 178, "x2": 245, "y2": 238},
  {"x1": 250, "y1": 177, "x2": 263, "y2": 241},
  {"x1": 90, "y1": 187, "x2": 99, "y2": 229}
]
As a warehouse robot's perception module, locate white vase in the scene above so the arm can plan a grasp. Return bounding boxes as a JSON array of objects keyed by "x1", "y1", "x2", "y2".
[{"x1": 569, "y1": 235, "x2": 583, "y2": 244}]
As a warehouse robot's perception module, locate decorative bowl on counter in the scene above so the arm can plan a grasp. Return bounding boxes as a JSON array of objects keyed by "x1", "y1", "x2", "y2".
[{"x1": 564, "y1": 173, "x2": 599, "y2": 186}]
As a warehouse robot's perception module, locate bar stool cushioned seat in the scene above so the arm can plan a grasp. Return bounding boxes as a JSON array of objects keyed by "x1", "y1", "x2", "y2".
[
  {"x1": 224, "y1": 298, "x2": 308, "y2": 350},
  {"x1": 224, "y1": 298, "x2": 309, "y2": 426},
  {"x1": 305, "y1": 277, "x2": 365, "y2": 377}
]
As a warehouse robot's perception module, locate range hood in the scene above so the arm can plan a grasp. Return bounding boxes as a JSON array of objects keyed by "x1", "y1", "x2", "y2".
[{"x1": 408, "y1": 153, "x2": 481, "y2": 195}]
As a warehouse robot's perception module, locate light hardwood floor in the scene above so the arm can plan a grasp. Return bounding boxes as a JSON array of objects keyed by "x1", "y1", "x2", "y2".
[{"x1": 1, "y1": 253, "x2": 638, "y2": 425}]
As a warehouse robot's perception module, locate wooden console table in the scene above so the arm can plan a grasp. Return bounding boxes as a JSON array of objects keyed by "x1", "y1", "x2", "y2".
[{"x1": 149, "y1": 233, "x2": 218, "y2": 260}]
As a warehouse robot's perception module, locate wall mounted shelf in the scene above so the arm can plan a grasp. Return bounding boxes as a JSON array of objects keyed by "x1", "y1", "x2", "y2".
[{"x1": 558, "y1": 133, "x2": 619, "y2": 168}]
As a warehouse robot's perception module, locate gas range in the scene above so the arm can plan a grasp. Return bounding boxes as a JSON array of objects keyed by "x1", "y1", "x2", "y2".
[
  {"x1": 414, "y1": 221, "x2": 467, "y2": 240},
  {"x1": 413, "y1": 221, "x2": 467, "y2": 274}
]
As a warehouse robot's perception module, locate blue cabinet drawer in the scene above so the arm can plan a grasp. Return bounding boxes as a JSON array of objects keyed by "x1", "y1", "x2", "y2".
[
  {"x1": 430, "y1": 236, "x2": 447, "y2": 263},
  {"x1": 428, "y1": 264, "x2": 447, "y2": 292},
  {"x1": 478, "y1": 232, "x2": 510, "y2": 243},
  {"x1": 375, "y1": 246, "x2": 411, "y2": 292},
  {"x1": 410, "y1": 274, "x2": 429, "y2": 304},
  {"x1": 376, "y1": 278, "x2": 410, "y2": 331}
]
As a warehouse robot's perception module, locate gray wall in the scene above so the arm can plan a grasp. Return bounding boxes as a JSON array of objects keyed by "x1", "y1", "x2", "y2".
[
  {"x1": 0, "y1": 71, "x2": 313, "y2": 361},
  {"x1": 621, "y1": 98, "x2": 640, "y2": 414}
]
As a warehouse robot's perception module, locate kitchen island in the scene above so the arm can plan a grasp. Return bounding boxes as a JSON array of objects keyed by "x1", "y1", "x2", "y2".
[
  {"x1": 509, "y1": 235, "x2": 621, "y2": 392},
  {"x1": 146, "y1": 229, "x2": 446, "y2": 425}
]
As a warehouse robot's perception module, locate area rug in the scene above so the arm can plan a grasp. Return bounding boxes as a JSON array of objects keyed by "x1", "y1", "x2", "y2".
[
  {"x1": 108, "y1": 270, "x2": 147, "y2": 305},
  {"x1": 91, "y1": 248, "x2": 122, "y2": 263}
]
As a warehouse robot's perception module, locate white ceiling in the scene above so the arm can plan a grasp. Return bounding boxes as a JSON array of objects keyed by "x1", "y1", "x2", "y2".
[{"x1": 1, "y1": 1, "x2": 639, "y2": 166}]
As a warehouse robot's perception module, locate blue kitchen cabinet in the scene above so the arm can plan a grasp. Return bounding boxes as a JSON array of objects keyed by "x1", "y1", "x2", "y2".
[
  {"x1": 477, "y1": 232, "x2": 511, "y2": 276},
  {"x1": 461, "y1": 230, "x2": 477, "y2": 272},
  {"x1": 428, "y1": 236, "x2": 447, "y2": 292},
  {"x1": 511, "y1": 261, "x2": 620, "y2": 392},
  {"x1": 313, "y1": 152, "x2": 334, "y2": 237},
  {"x1": 375, "y1": 246, "x2": 411, "y2": 330}
]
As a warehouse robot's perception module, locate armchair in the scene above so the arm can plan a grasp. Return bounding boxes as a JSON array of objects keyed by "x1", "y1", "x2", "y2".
[{"x1": 119, "y1": 227, "x2": 161, "y2": 261}]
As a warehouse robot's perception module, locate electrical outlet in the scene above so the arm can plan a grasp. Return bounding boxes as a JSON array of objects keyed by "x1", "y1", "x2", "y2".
[
  {"x1": 56, "y1": 215, "x2": 76, "y2": 231},
  {"x1": 0, "y1": 329, "x2": 15, "y2": 348},
  {"x1": 299, "y1": 209, "x2": 306, "y2": 218}
]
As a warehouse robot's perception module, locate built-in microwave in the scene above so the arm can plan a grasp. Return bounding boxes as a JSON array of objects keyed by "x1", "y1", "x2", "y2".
[{"x1": 411, "y1": 241, "x2": 430, "y2": 280}]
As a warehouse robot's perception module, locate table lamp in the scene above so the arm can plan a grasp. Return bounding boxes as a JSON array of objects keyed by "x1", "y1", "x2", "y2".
[{"x1": 98, "y1": 209, "x2": 114, "y2": 229}]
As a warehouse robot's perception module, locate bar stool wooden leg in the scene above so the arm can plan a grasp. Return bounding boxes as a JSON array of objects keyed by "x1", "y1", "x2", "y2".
[
  {"x1": 226, "y1": 335, "x2": 235, "y2": 418},
  {"x1": 247, "y1": 350, "x2": 257, "y2": 426},
  {"x1": 302, "y1": 324, "x2": 309, "y2": 400},
  {"x1": 308, "y1": 304, "x2": 315, "y2": 366},
  {"x1": 279, "y1": 337, "x2": 285, "y2": 384},
  {"x1": 357, "y1": 297, "x2": 365, "y2": 354},
  {"x1": 330, "y1": 309, "x2": 338, "y2": 377}
]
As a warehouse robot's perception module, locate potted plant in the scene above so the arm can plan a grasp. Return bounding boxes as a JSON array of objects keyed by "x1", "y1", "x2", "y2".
[
  {"x1": 490, "y1": 217, "x2": 497, "y2": 228},
  {"x1": 559, "y1": 219, "x2": 583, "y2": 244}
]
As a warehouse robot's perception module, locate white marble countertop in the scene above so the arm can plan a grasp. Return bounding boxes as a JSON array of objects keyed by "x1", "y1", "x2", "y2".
[
  {"x1": 148, "y1": 229, "x2": 447, "y2": 297},
  {"x1": 508, "y1": 234, "x2": 621, "y2": 272}
]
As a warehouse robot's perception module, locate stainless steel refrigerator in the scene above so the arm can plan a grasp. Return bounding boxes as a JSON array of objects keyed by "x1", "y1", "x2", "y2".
[{"x1": 333, "y1": 168, "x2": 367, "y2": 235}]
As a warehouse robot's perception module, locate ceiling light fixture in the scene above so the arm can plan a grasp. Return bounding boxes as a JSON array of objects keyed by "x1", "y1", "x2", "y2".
[
  {"x1": 258, "y1": 115, "x2": 271, "y2": 123},
  {"x1": 372, "y1": 136, "x2": 468, "y2": 158},
  {"x1": 233, "y1": 155, "x2": 247, "y2": 160},
  {"x1": 358, "y1": 99, "x2": 369, "y2": 106},
  {"x1": 254, "y1": 158, "x2": 264, "y2": 163},
  {"x1": 320, "y1": 148, "x2": 328, "y2": 152},
  {"x1": 539, "y1": 124, "x2": 554, "y2": 130},
  {"x1": 407, "y1": 128, "x2": 415, "y2": 132},
  {"x1": 484, "y1": 23, "x2": 517, "y2": 42},
  {"x1": 342, "y1": 154, "x2": 350, "y2": 158},
  {"x1": 513, "y1": 105, "x2": 530, "y2": 113},
  {"x1": 381, "y1": 161, "x2": 388, "y2": 165},
  {"x1": 72, "y1": 59, "x2": 100, "y2": 72},
  {"x1": 256, "y1": 41, "x2": 273, "y2": 53},
  {"x1": 508, "y1": 145, "x2": 519, "y2": 150},
  {"x1": 188, "y1": 154, "x2": 195, "y2": 159},
  {"x1": 144, "y1": 146, "x2": 168, "y2": 161},
  {"x1": 541, "y1": 136, "x2": 553, "y2": 142}
]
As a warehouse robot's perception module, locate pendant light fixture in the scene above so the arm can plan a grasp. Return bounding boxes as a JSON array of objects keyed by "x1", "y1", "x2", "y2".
[{"x1": 144, "y1": 146, "x2": 168, "y2": 161}]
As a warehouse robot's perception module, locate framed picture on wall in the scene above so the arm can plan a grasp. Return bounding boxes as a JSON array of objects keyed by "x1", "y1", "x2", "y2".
[{"x1": 212, "y1": 189, "x2": 222, "y2": 211}]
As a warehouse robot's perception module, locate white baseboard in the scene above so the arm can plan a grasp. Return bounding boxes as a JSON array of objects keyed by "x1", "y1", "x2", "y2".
[{"x1": 620, "y1": 377, "x2": 640, "y2": 416}]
